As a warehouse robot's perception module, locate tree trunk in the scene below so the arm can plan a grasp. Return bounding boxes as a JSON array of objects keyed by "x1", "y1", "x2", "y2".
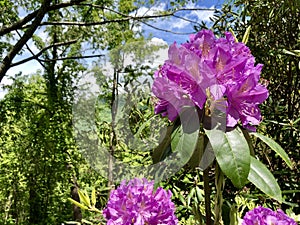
[{"x1": 71, "y1": 182, "x2": 82, "y2": 222}]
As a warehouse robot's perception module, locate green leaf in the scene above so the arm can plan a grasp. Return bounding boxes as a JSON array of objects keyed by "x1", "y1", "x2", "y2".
[
  {"x1": 242, "y1": 26, "x2": 251, "y2": 44},
  {"x1": 171, "y1": 124, "x2": 199, "y2": 166},
  {"x1": 248, "y1": 156, "x2": 282, "y2": 202},
  {"x1": 195, "y1": 186, "x2": 203, "y2": 202},
  {"x1": 81, "y1": 219, "x2": 94, "y2": 224},
  {"x1": 188, "y1": 133, "x2": 211, "y2": 169},
  {"x1": 91, "y1": 187, "x2": 96, "y2": 207},
  {"x1": 78, "y1": 189, "x2": 91, "y2": 207},
  {"x1": 187, "y1": 188, "x2": 195, "y2": 206},
  {"x1": 251, "y1": 132, "x2": 293, "y2": 169},
  {"x1": 152, "y1": 124, "x2": 174, "y2": 163},
  {"x1": 65, "y1": 221, "x2": 81, "y2": 225},
  {"x1": 229, "y1": 204, "x2": 239, "y2": 225},
  {"x1": 282, "y1": 49, "x2": 300, "y2": 57},
  {"x1": 68, "y1": 198, "x2": 89, "y2": 210},
  {"x1": 205, "y1": 127, "x2": 250, "y2": 188},
  {"x1": 229, "y1": 28, "x2": 239, "y2": 42},
  {"x1": 153, "y1": 110, "x2": 199, "y2": 182}
]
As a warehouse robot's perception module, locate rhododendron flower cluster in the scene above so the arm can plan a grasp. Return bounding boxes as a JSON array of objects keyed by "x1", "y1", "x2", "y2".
[
  {"x1": 103, "y1": 178, "x2": 178, "y2": 225},
  {"x1": 152, "y1": 29, "x2": 268, "y2": 131},
  {"x1": 242, "y1": 206, "x2": 297, "y2": 225}
]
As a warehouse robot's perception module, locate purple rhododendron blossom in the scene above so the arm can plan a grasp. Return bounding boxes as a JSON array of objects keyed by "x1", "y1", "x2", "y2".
[
  {"x1": 152, "y1": 29, "x2": 268, "y2": 130},
  {"x1": 242, "y1": 206, "x2": 297, "y2": 225},
  {"x1": 103, "y1": 178, "x2": 178, "y2": 225}
]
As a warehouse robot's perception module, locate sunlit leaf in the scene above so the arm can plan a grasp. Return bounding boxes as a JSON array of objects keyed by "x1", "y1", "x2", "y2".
[
  {"x1": 229, "y1": 28, "x2": 239, "y2": 42},
  {"x1": 248, "y1": 156, "x2": 282, "y2": 202},
  {"x1": 242, "y1": 26, "x2": 251, "y2": 44},
  {"x1": 91, "y1": 187, "x2": 96, "y2": 207},
  {"x1": 171, "y1": 124, "x2": 199, "y2": 167},
  {"x1": 68, "y1": 198, "x2": 89, "y2": 210},
  {"x1": 205, "y1": 127, "x2": 250, "y2": 188},
  {"x1": 78, "y1": 189, "x2": 91, "y2": 207},
  {"x1": 251, "y1": 132, "x2": 293, "y2": 169}
]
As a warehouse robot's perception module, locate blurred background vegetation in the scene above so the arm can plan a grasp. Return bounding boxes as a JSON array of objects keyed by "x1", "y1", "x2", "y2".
[{"x1": 0, "y1": 0, "x2": 299, "y2": 224}]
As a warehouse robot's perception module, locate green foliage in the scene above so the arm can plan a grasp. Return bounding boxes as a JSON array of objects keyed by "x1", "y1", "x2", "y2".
[
  {"x1": 0, "y1": 0, "x2": 18, "y2": 26},
  {"x1": 1, "y1": 0, "x2": 299, "y2": 224},
  {"x1": 250, "y1": 132, "x2": 293, "y2": 169},
  {"x1": 161, "y1": 169, "x2": 207, "y2": 224},
  {"x1": 66, "y1": 187, "x2": 111, "y2": 225},
  {"x1": 0, "y1": 74, "x2": 74, "y2": 224},
  {"x1": 248, "y1": 156, "x2": 282, "y2": 202},
  {"x1": 197, "y1": 0, "x2": 300, "y2": 216},
  {"x1": 205, "y1": 127, "x2": 251, "y2": 188}
]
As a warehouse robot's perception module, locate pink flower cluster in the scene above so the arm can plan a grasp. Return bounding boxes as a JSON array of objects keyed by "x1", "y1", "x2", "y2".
[
  {"x1": 152, "y1": 30, "x2": 268, "y2": 131},
  {"x1": 103, "y1": 178, "x2": 178, "y2": 225},
  {"x1": 242, "y1": 206, "x2": 297, "y2": 225}
]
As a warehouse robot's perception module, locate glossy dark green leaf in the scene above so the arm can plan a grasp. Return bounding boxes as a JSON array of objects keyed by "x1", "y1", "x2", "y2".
[
  {"x1": 205, "y1": 127, "x2": 250, "y2": 188},
  {"x1": 171, "y1": 124, "x2": 199, "y2": 166},
  {"x1": 248, "y1": 156, "x2": 282, "y2": 202},
  {"x1": 152, "y1": 124, "x2": 175, "y2": 163}
]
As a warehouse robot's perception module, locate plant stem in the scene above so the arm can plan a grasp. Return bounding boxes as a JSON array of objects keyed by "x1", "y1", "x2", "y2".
[
  {"x1": 204, "y1": 167, "x2": 212, "y2": 225},
  {"x1": 214, "y1": 163, "x2": 224, "y2": 225}
]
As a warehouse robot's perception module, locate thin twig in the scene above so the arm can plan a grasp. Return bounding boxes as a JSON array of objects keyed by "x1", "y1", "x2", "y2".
[
  {"x1": 39, "y1": 54, "x2": 105, "y2": 62},
  {"x1": 30, "y1": 7, "x2": 216, "y2": 27},
  {"x1": 10, "y1": 40, "x2": 78, "y2": 67},
  {"x1": 172, "y1": 14, "x2": 202, "y2": 26},
  {"x1": 0, "y1": 0, "x2": 86, "y2": 36},
  {"x1": 0, "y1": 0, "x2": 51, "y2": 82},
  {"x1": 140, "y1": 21, "x2": 195, "y2": 35},
  {"x1": 15, "y1": 30, "x2": 46, "y2": 70}
]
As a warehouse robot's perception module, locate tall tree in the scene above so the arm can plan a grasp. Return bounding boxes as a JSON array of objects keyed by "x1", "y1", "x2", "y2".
[
  {"x1": 0, "y1": 1, "x2": 217, "y2": 224},
  {"x1": 0, "y1": 0, "x2": 214, "y2": 83}
]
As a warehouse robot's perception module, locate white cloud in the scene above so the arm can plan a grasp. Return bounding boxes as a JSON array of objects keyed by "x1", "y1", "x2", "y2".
[
  {"x1": 176, "y1": 1, "x2": 215, "y2": 24},
  {"x1": 148, "y1": 38, "x2": 168, "y2": 67},
  {"x1": 0, "y1": 76, "x2": 13, "y2": 99},
  {"x1": 150, "y1": 37, "x2": 168, "y2": 46},
  {"x1": 151, "y1": 46, "x2": 168, "y2": 68},
  {"x1": 130, "y1": 3, "x2": 167, "y2": 33},
  {"x1": 133, "y1": 3, "x2": 166, "y2": 17},
  {"x1": 191, "y1": 6, "x2": 215, "y2": 22},
  {"x1": 171, "y1": 19, "x2": 190, "y2": 29}
]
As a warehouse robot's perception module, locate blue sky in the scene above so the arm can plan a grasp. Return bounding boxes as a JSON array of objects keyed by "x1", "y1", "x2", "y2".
[
  {"x1": 0, "y1": 0, "x2": 224, "y2": 98},
  {"x1": 136, "y1": 0, "x2": 224, "y2": 44}
]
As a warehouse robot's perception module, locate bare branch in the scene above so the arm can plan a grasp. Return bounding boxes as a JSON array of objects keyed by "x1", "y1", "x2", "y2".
[
  {"x1": 0, "y1": 0, "x2": 86, "y2": 36},
  {"x1": 38, "y1": 20, "x2": 126, "y2": 26},
  {"x1": 172, "y1": 14, "x2": 202, "y2": 27},
  {"x1": 15, "y1": 30, "x2": 46, "y2": 70},
  {"x1": 10, "y1": 40, "x2": 78, "y2": 67},
  {"x1": 0, "y1": 0, "x2": 51, "y2": 82},
  {"x1": 140, "y1": 21, "x2": 195, "y2": 35},
  {"x1": 32, "y1": 13, "x2": 174, "y2": 27},
  {"x1": 30, "y1": 6, "x2": 215, "y2": 30},
  {"x1": 174, "y1": 8, "x2": 216, "y2": 12},
  {"x1": 40, "y1": 54, "x2": 105, "y2": 62},
  {"x1": 0, "y1": 1, "x2": 216, "y2": 82},
  {"x1": 0, "y1": 11, "x2": 38, "y2": 36}
]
